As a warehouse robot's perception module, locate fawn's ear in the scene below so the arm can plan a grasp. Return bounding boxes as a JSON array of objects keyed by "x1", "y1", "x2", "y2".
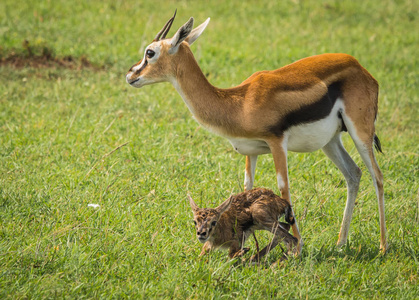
[
  {"x1": 187, "y1": 193, "x2": 199, "y2": 212},
  {"x1": 215, "y1": 196, "x2": 233, "y2": 214}
]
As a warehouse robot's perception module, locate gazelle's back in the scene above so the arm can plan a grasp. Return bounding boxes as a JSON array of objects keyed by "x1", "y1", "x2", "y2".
[{"x1": 228, "y1": 188, "x2": 294, "y2": 229}]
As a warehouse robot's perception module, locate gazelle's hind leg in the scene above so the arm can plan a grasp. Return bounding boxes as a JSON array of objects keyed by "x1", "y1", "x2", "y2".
[
  {"x1": 249, "y1": 235, "x2": 280, "y2": 263},
  {"x1": 353, "y1": 136, "x2": 387, "y2": 252},
  {"x1": 344, "y1": 117, "x2": 387, "y2": 252},
  {"x1": 249, "y1": 223, "x2": 297, "y2": 263},
  {"x1": 322, "y1": 133, "x2": 362, "y2": 247}
]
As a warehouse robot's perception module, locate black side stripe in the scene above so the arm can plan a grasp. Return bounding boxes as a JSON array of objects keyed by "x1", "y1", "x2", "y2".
[{"x1": 269, "y1": 81, "x2": 343, "y2": 135}]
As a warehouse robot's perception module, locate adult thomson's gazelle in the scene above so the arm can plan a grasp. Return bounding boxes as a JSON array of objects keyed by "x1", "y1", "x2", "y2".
[{"x1": 126, "y1": 11, "x2": 387, "y2": 253}]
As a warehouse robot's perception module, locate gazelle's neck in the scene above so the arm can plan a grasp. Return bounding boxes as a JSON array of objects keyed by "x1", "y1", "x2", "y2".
[
  {"x1": 169, "y1": 44, "x2": 245, "y2": 136},
  {"x1": 210, "y1": 212, "x2": 236, "y2": 247}
]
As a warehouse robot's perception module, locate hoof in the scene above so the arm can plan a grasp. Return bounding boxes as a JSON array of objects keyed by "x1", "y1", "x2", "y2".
[
  {"x1": 380, "y1": 242, "x2": 389, "y2": 254},
  {"x1": 293, "y1": 239, "x2": 303, "y2": 256}
]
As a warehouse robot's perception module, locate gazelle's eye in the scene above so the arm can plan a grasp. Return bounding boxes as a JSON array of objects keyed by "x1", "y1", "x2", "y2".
[
  {"x1": 146, "y1": 49, "x2": 155, "y2": 58},
  {"x1": 211, "y1": 221, "x2": 217, "y2": 227}
]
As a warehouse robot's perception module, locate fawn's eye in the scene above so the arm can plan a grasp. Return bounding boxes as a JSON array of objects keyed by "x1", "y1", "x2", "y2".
[
  {"x1": 193, "y1": 220, "x2": 197, "y2": 225},
  {"x1": 146, "y1": 49, "x2": 155, "y2": 58},
  {"x1": 211, "y1": 221, "x2": 217, "y2": 227}
]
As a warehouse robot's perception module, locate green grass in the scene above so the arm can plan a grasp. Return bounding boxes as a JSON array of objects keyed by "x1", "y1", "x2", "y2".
[{"x1": 1, "y1": 0, "x2": 418, "y2": 298}]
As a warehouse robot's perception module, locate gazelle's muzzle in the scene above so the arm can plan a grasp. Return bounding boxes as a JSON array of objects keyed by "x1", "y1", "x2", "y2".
[
  {"x1": 196, "y1": 224, "x2": 212, "y2": 243},
  {"x1": 126, "y1": 73, "x2": 140, "y2": 85},
  {"x1": 126, "y1": 59, "x2": 148, "y2": 87}
]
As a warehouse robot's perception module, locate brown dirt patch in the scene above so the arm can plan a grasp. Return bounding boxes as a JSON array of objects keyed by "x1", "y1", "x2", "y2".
[
  {"x1": 0, "y1": 41, "x2": 103, "y2": 70},
  {"x1": 0, "y1": 53, "x2": 100, "y2": 70}
]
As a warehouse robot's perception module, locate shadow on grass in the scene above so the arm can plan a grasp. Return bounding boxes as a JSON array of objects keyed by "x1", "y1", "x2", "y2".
[{"x1": 209, "y1": 236, "x2": 419, "y2": 271}]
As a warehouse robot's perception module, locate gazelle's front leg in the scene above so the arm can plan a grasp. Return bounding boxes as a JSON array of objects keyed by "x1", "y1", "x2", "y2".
[
  {"x1": 199, "y1": 241, "x2": 212, "y2": 256},
  {"x1": 244, "y1": 155, "x2": 258, "y2": 191},
  {"x1": 266, "y1": 137, "x2": 303, "y2": 254},
  {"x1": 228, "y1": 240, "x2": 244, "y2": 259}
]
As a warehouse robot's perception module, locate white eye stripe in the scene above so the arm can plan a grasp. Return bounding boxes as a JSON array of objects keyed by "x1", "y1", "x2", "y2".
[
  {"x1": 132, "y1": 60, "x2": 146, "y2": 72},
  {"x1": 130, "y1": 43, "x2": 161, "y2": 74},
  {"x1": 144, "y1": 44, "x2": 161, "y2": 60}
]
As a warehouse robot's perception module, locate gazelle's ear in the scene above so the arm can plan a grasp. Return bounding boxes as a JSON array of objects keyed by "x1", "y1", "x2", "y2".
[
  {"x1": 185, "y1": 18, "x2": 210, "y2": 45},
  {"x1": 187, "y1": 193, "x2": 199, "y2": 212},
  {"x1": 169, "y1": 17, "x2": 194, "y2": 53},
  {"x1": 215, "y1": 196, "x2": 233, "y2": 215}
]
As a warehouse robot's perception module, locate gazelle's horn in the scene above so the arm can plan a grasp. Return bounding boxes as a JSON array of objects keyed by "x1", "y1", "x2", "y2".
[{"x1": 154, "y1": 9, "x2": 177, "y2": 41}]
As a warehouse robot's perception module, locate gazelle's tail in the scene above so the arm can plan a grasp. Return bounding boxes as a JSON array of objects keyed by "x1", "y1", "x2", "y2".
[
  {"x1": 374, "y1": 134, "x2": 383, "y2": 153},
  {"x1": 284, "y1": 204, "x2": 295, "y2": 225}
]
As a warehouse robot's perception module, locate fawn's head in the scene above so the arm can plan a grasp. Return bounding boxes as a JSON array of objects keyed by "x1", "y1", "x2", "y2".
[
  {"x1": 188, "y1": 194, "x2": 232, "y2": 243},
  {"x1": 126, "y1": 10, "x2": 210, "y2": 88}
]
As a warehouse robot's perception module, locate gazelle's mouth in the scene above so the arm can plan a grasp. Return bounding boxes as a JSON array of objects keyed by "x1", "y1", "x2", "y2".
[
  {"x1": 198, "y1": 237, "x2": 208, "y2": 243},
  {"x1": 127, "y1": 78, "x2": 140, "y2": 85}
]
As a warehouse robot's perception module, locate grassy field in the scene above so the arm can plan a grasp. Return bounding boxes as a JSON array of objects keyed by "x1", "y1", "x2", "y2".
[{"x1": 1, "y1": 0, "x2": 418, "y2": 298}]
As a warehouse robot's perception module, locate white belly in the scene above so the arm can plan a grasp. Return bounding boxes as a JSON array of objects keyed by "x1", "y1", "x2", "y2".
[
  {"x1": 286, "y1": 100, "x2": 344, "y2": 152},
  {"x1": 228, "y1": 137, "x2": 271, "y2": 156},
  {"x1": 228, "y1": 100, "x2": 344, "y2": 155}
]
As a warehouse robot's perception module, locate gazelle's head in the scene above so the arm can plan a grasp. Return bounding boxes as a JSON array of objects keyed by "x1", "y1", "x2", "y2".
[
  {"x1": 126, "y1": 10, "x2": 210, "y2": 88},
  {"x1": 188, "y1": 194, "x2": 232, "y2": 243}
]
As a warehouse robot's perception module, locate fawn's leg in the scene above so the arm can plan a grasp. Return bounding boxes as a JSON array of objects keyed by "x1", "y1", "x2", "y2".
[
  {"x1": 249, "y1": 222, "x2": 296, "y2": 262},
  {"x1": 199, "y1": 242, "x2": 212, "y2": 256}
]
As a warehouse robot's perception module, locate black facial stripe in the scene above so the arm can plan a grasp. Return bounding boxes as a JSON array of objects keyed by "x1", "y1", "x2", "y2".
[
  {"x1": 134, "y1": 59, "x2": 148, "y2": 75},
  {"x1": 269, "y1": 81, "x2": 343, "y2": 135}
]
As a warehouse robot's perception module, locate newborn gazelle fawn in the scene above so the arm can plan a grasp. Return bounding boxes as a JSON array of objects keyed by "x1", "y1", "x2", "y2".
[{"x1": 188, "y1": 188, "x2": 298, "y2": 262}]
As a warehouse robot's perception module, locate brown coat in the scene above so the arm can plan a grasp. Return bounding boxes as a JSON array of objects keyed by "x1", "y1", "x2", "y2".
[{"x1": 189, "y1": 188, "x2": 298, "y2": 262}]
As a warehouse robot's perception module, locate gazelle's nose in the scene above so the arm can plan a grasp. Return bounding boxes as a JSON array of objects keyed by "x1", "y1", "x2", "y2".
[
  {"x1": 197, "y1": 230, "x2": 207, "y2": 238},
  {"x1": 126, "y1": 73, "x2": 140, "y2": 86},
  {"x1": 126, "y1": 73, "x2": 132, "y2": 83}
]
